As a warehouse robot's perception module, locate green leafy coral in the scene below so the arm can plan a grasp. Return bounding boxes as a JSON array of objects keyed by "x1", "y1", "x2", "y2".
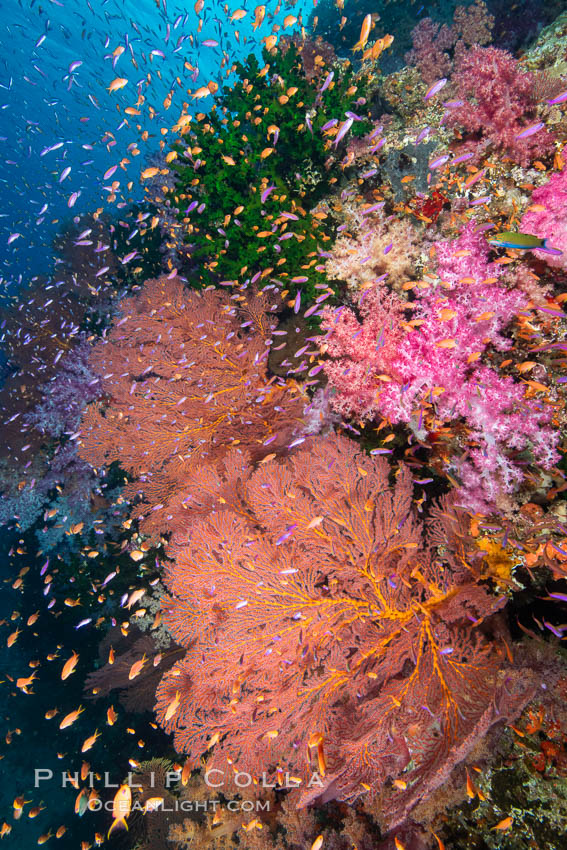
[{"x1": 164, "y1": 44, "x2": 373, "y2": 299}]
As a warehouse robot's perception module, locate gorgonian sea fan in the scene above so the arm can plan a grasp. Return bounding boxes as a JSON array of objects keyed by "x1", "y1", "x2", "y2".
[
  {"x1": 155, "y1": 434, "x2": 524, "y2": 828},
  {"x1": 78, "y1": 276, "x2": 305, "y2": 538}
]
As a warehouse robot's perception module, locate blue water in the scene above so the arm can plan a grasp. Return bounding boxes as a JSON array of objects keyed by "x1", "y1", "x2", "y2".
[
  {"x1": 0, "y1": 0, "x2": 312, "y2": 284},
  {"x1": 0, "y1": 3, "x2": 316, "y2": 845}
]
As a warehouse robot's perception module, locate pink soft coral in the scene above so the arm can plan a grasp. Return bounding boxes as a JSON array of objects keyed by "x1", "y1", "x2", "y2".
[
  {"x1": 452, "y1": 0, "x2": 494, "y2": 50},
  {"x1": 520, "y1": 168, "x2": 567, "y2": 269},
  {"x1": 319, "y1": 224, "x2": 560, "y2": 513},
  {"x1": 446, "y1": 46, "x2": 556, "y2": 166},
  {"x1": 321, "y1": 284, "x2": 407, "y2": 419}
]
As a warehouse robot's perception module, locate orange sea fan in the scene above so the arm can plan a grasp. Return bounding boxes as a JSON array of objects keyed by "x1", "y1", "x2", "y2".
[
  {"x1": 155, "y1": 434, "x2": 532, "y2": 828},
  {"x1": 78, "y1": 276, "x2": 306, "y2": 538}
]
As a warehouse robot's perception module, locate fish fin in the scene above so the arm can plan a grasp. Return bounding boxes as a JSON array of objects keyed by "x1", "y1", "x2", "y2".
[
  {"x1": 107, "y1": 817, "x2": 128, "y2": 838},
  {"x1": 540, "y1": 240, "x2": 563, "y2": 256}
]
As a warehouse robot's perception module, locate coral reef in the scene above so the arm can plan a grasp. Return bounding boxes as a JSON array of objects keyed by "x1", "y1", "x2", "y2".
[
  {"x1": 323, "y1": 212, "x2": 421, "y2": 294},
  {"x1": 319, "y1": 223, "x2": 561, "y2": 513},
  {"x1": 156, "y1": 43, "x2": 374, "y2": 296},
  {"x1": 406, "y1": 1, "x2": 494, "y2": 84},
  {"x1": 3, "y1": 8, "x2": 567, "y2": 850},
  {"x1": 446, "y1": 46, "x2": 557, "y2": 166},
  {"x1": 156, "y1": 434, "x2": 535, "y2": 829},
  {"x1": 78, "y1": 276, "x2": 306, "y2": 538}
]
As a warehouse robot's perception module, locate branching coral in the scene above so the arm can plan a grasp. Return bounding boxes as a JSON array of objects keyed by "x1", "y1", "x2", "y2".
[
  {"x1": 78, "y1": 275, "x2": 306, "y2": 538},
  {"x1": 155, "y1": 434, "x2": 527, "y2": 829},
  {"x1": 160, "y1": 44, "x2": 373, "y2": 296}
]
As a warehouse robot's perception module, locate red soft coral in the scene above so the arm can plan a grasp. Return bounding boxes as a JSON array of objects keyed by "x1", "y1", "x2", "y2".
[
  {"x1": 446, "y1": 46, "x2": 556, "y2": 166},
  {"x1": 405, "y1": 18, "x2": 456, "y2": 85}
]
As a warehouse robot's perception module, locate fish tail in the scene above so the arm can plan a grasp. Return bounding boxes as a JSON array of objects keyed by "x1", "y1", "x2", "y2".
[
  {"x1": 107, "y1": 817, "x2": 128, "y2": 838},
  {"x1": 540, "y1": 239, "x2": 563, "y2": 256}
]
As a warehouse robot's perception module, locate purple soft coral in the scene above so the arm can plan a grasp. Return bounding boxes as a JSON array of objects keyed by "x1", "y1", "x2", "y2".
[
  {"x1": 28, "y1": 337, "x2": 102, "y2": 438},
  {"x1": 406, "y1": 1, "x2": 494, "y2": 85}
]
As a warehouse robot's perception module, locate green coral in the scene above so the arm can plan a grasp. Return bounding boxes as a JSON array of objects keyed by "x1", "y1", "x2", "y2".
[{"x1": 166, "y1": 44, "x2": 373, "y2": 300}]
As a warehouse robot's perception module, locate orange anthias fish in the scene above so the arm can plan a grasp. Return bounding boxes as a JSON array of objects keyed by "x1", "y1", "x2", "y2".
[
  {"x1": 352, "y1": 13, "x2": 372, "y2": 52},
  {"x1": 16, "y1": 672, "x2": 37, "y2": 693},
  {"x1": 13, "y1": 796, "x2": 30, "y2": 820},
  {"x1": 107, "y1": 785, "x2": 132, "y2": 837},
  {"x1": 107, "y1": 77, "x2": 128, "y2": 93},
  {"x1": 81, "y1": 729, "x2": 101, "y2": 753},
  {"x1": 59, "y1": 706, "x2": 84, "y2": 730},
  {"x1": 192, "y1": 86, "x2": 213, "y2": 100},
  {"x1": 363, "y1": 33, "x2": 394, "y2": 61},
  {"x1": 492, "y1": 816, "x2": 513, "y2": 831},
  {"x1": 61, "y1": 651, "x2": 79, "y2": 680},
  {"x1": 128, "y1": 654, "x2": 147, "y2": 680},
  {"x1": 163, "y1": 690, "x2": 181, "y2": 722},
  {"x1": 143, "y1": 796, "x2": 164, "y2": 813},
  {"x1": 181, "y1": 759, "x2": 192, "y2": 786},
  {"x1": 252, "y1": 4, "x2": 265, "y2": 29},
  {"x1": 126, "y1": 588, "x2": 146, "y2": 609},
  {"x1": 141, "y1": 167, "x2": 159, "y2": 180}
]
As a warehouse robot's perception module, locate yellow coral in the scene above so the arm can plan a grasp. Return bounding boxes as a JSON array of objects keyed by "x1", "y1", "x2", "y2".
[{"x1": 476, "y1": 537, "x2": 517, "y2": 584}]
